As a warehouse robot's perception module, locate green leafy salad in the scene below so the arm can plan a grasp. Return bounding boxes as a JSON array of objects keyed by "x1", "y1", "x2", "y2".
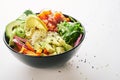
[{"x1": 5, "y1": 9, "x2": 84, "y2": 56}]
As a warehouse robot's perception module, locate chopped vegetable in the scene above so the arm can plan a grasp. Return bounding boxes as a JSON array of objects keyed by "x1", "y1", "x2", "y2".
[
  {"x1": 37, "y1": 10, "x2": 69, "y2": 32},
  {"x1": 43, "y1": 48, "x2": 49, "y2": 55},
  {"x1": 16, "y1": 27, "x2": 25, "y2": 38},
  {"x1": 36, "y1": 48, "x2": 42, "y2": 55},
  {"x1": 13, "y1": 36, "x2": 26, "y2": 48},
  {"x1": 25, "y1": 41, "x2": 34, "y2": 52}
]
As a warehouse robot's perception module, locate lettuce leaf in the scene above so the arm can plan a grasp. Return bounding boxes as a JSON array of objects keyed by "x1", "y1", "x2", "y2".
[{"x1": 57, "y1": 21, "x2": 83, "y2": 45}]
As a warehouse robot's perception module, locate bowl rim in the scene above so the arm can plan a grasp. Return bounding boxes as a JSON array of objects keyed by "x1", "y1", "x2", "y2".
[{"x1": 3, "y1": 14, "x2": 86, "y2": 58}]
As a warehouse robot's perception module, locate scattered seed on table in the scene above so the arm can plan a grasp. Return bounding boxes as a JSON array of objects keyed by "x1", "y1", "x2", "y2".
[
  {"x1": 76, "y1": 66, "x2": 79, "y2": 68},
  {"x1": 94, "y1": 56, "x2": 96, "y2": 58},
  {"x1": 92, "y1": 66, "x2": 94, "y2": 69},
  {"x1": 84, "y1": 59, "x2": 86, "y2": 63},
  {"x1": 58, "y1": 71, "x2": 61, "y2": 73}
]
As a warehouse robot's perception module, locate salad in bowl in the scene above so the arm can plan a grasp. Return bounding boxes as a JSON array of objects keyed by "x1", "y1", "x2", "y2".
[{"x1": 5, "y1": 9, "x2": 84, "y2": 57}]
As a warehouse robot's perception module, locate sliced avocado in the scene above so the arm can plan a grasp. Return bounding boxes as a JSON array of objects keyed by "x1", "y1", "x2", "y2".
[
  {"x1": 6, "y1": 20, "x2": 18, "y2": 38},
  {"x1": 9, "y1": 29, "x2": 16, "y2": 46},
  {"x1": 5, "y1": 10, "x2": 33, "y2": 46},
  {"x1": 5, "y1": 20, "x2": 24, "y2": 45}
]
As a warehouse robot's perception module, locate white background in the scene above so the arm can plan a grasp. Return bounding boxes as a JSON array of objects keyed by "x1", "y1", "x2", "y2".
[{"x1": 0, "y1": 0, "x2": 120, "y2": 80}]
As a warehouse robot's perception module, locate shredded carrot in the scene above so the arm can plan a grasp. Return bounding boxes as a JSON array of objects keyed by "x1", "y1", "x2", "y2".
[
  {"x1": 43, "y1": 10, "x2": 52, "y2": 15},
  {"x1": 36, "y1": 48, "x2": 42, "y2": 55},
  {"x1": 19, "y1": 46, "x2": 26, "y2": 54},
  {"x1": 43, "y1": 48, "x2": 49, "y2": 55},
  {"x1": 25, "y1": 51, "x2": 40, "y2": 56},
  {"x1": 25, "y1": 41, "x2": 34, "y2": 52},
  {"x1": 37, "y1": 10, "x2": 52, "y2": 19},
  {"x1": 19, "y1": 46, "x2": 39, "y2": 56},
  {"x1": 65, "y1": 18, "x2": 70, "y2": 22}
]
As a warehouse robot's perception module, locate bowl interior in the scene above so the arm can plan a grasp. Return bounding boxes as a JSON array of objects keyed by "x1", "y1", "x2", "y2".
[{"x1": 3, "y1": 14, "x2": 85, "y2": 57}]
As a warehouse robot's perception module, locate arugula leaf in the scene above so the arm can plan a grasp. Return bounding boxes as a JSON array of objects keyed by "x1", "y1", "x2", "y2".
[
  {"x1": 16, "y1": 10, "x2": 34, "y2": 21},
  {"x1": 24, "y1": 10, "x2": 33, "y2": 16},
  {"x1": 58, "y1": 21, "x2": 83, "y2": 45}
]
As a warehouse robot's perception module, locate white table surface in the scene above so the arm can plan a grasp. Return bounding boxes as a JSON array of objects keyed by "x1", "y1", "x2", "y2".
[{"x1": 0, "y1": 0, "x2": 120, "y2": 80}]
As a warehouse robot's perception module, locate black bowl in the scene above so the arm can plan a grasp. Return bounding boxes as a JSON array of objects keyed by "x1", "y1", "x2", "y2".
[{"x1": 3, "y1": 14, "x2": 85, "y2": 68}]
